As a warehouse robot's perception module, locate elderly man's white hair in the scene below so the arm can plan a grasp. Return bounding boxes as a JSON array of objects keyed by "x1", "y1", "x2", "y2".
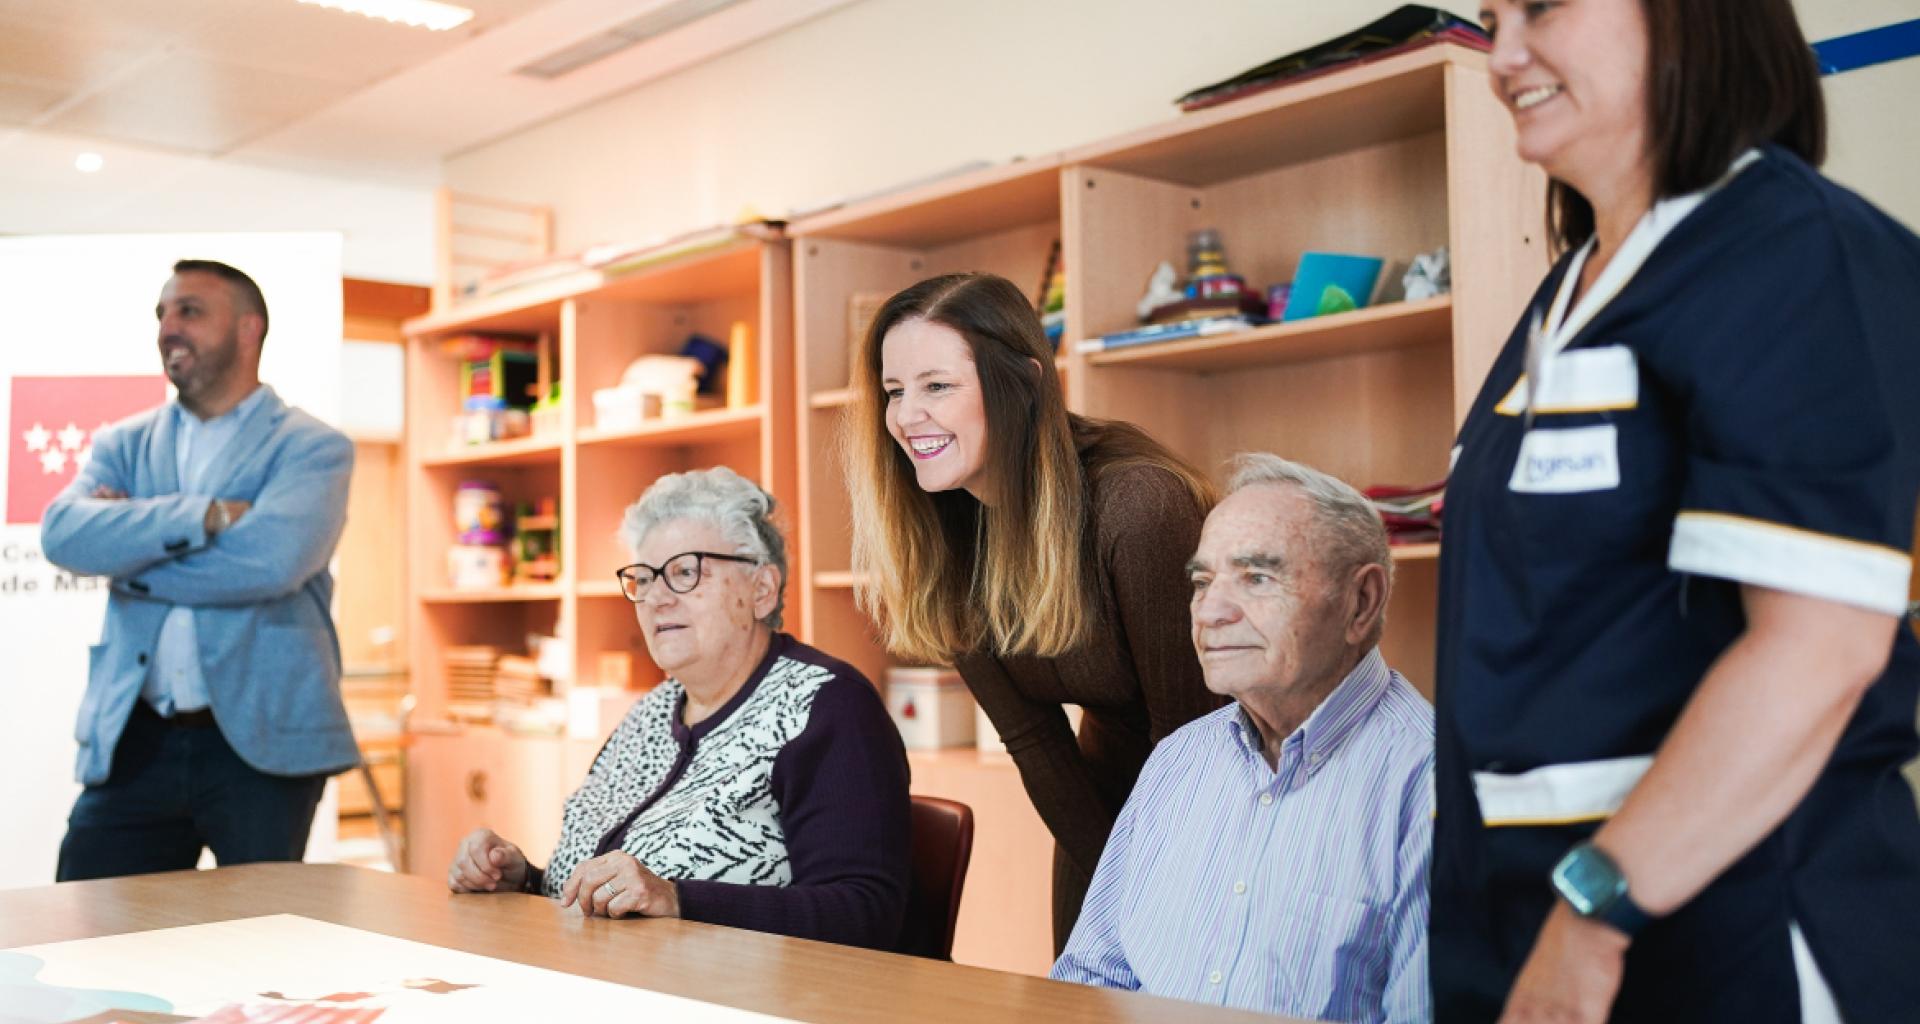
[
  {"x1": 1226, "y1": 453, "x2": 1394, "y2": 641},
  {"x1": 621, "y1": 466, "x2": 789, "y2": 629}
]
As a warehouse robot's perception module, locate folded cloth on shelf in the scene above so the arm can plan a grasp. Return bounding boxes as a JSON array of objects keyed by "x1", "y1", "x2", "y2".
[
  {"x1": 1364, "y1": 479, "x2": 1445, "y2": 544},
  {"x1": 1176, "y1": 5, "x2": 1489, "y2": 112}
]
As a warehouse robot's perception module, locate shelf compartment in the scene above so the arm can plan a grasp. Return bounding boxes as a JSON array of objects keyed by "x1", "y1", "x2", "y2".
[
  {"x1": 576, "y1": 405, "x2": 764, "y2": 449},
  {"x1": 1084, "y1": 297, "x2": 1449, "y2": 372},
  {"x1": 420, "y1": 584, "x2": 565, "y2": 604},
  {"x1": 419, "y1": 434, "x2": 564, "y2": 468}
]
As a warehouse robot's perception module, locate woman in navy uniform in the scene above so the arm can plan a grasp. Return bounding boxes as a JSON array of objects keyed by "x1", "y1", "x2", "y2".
[{"x1": 1435, "y1": 2, "x2": 1920, "y2": 1022}]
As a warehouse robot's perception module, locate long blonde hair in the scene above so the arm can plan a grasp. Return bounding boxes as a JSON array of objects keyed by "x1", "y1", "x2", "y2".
[{"x1": 845, "y1": 273, "x2": 1210, "y2": 663}]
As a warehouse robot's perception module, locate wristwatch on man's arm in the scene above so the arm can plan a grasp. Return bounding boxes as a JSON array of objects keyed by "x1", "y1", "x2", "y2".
[
  {"x1": 1551, "y1": 841, "x2": 1654, "y2": 937},
  {"x1": 205, "y1": 498, "x2": 232, "y2": 536}
]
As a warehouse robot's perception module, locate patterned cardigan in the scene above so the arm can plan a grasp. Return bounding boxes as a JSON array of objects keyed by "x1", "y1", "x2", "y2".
[{"x1": 530, "y1": 632, "x2": 911, "y2": 951}]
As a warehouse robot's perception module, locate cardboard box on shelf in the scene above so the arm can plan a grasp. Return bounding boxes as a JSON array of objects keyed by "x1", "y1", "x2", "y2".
[
  {"x1": 596, "y1": 650, "x2": 634, "y2": 690},
  {"x1": 886, "y1": 666, "x2": 975, "y2": 750}
]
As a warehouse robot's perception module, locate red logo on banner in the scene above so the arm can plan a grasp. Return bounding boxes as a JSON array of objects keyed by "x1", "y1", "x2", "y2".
[{"x1": 7, "y1": 376, "x2": 167, "y2": 525}]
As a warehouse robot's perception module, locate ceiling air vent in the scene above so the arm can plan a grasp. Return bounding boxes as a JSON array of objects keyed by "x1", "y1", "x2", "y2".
[{"x1": 514, "y1": 0, "x2": 749, "y2": 79}]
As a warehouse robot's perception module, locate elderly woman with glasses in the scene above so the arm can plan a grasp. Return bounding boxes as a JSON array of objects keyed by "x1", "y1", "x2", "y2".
[{"x1": 445, "y1": 467, "x2": 912, "y2": 951}]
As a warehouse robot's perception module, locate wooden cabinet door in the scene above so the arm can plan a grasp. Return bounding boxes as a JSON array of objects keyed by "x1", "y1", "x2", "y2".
[
  {"x1": 405, "y1": 731, "x2": 497, "y2": 878},
  {"x1": 488, "y1": 734, "x2": 572, "y2": 868}
]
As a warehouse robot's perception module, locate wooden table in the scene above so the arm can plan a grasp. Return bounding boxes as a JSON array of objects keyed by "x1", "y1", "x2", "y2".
[{"x1": 0, "y1": 864, "x2": 1305, "y2": 1024}]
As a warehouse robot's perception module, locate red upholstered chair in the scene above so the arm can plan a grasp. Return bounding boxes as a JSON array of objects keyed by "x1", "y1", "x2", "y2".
[{"x1": 898, "y1": 795, "x2": 975, "y2": 960}]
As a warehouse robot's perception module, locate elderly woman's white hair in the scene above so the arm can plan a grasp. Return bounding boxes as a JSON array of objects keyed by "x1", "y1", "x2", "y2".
[{"x1": 621, "y1": 466, "x2": 789, "y2": 629}]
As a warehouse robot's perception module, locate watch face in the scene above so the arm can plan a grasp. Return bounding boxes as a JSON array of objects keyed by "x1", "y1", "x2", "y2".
[{"x1": 1553, "y1": 847, "x2": 1624, "y2": 916}]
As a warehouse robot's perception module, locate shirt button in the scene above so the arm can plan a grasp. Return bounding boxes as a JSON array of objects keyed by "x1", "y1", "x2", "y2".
[
  {"x1": 1258, "y1": 793, "x2": 1273, "y2": 806},
  {"x1": 1207, "y1": 970, "x2": 1223, "y2": 985},
  {"x1": 1232, "y1": 881, "x2": 1247, "y2": 895}
]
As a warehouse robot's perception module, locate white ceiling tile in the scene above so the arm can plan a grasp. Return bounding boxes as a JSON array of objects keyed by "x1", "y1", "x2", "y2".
[
  {"x1": 0, "y1": 15, "x2": 154, "y2": 92},
  {"x1": 44, "y1": 50, "x2": 348, "y2": 154}
]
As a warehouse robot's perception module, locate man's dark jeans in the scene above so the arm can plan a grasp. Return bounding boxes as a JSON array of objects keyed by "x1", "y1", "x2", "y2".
[{"x1": 56, "y1": 701, "x2": 328, "y2": 881}]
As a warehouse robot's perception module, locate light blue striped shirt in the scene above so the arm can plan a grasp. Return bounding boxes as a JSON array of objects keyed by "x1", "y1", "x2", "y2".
[
  {"x1": 143, "y1": 385, "x2": 267, "y2": 715},
  {"x1": 1051, "y1": 648, "x2": 1433, "y2": 1023}
]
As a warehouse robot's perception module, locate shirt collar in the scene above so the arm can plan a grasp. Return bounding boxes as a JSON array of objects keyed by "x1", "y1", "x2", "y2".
[
  {"x1": 1224, "y1": 647, "x2": 1394, "y2": 777},
  {"x1": 175, "y1": 382, "x2": 269, "y2": 428},
  {"x1": 1543, "y1": 148, "x2": 1763, "y2": 360}
]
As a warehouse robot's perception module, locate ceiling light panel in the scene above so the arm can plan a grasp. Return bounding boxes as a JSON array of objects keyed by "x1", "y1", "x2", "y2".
[
  {"x1": 294, "y1": 0, "x2": 475, "y2": 32},
  {"x1": 514, "y1": 0, "x2": 746, "y2": 79}
]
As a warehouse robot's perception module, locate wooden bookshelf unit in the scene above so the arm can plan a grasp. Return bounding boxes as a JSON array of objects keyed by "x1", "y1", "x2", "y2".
[{"x1": 401, "y1": 232, "x2": 794, "y2": 877}]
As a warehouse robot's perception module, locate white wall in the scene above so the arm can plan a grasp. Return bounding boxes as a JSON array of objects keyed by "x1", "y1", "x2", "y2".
[
  {"x1": 444, "y1": 0, "x2": 1920, "y2": 248},
  {"x1": 0, "y1": 128, "x2": 435, "y2": 285},
  {"x1": 0, "y1": 232, "x2": 344, "y2": 887}
]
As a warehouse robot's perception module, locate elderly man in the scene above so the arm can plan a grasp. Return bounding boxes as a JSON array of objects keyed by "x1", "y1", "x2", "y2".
[{"x1": 1051, "y1": 453, "x2": 1433, "y2": 1022}]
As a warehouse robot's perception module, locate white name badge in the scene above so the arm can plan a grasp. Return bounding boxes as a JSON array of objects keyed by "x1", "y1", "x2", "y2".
[
  {"x1": 1495, "y1": 345, "x2": 1640, "y2": 416},
  {"x1": 1509, "y1": 425, "x2": 1620, "y2": 493}
]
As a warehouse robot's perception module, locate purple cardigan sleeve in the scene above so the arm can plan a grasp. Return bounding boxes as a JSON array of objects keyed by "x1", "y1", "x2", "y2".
[{"x1": 674, "y1": 674, "x2": 911, "y2": 951}]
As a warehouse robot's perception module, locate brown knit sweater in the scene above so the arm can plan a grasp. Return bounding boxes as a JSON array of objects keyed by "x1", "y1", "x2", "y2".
[{"x1": 954, "y1": 457, "x2": 1223, "y2": 952}]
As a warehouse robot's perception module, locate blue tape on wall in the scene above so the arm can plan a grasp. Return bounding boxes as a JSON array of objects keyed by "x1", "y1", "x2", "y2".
[{"x1": 1814, "y1": 19, "x2": 1920, "y2": 76}]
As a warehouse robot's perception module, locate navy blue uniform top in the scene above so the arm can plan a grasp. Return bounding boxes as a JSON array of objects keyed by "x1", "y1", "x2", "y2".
[{"x1": 1433, "y1": 147, "x2": 1920, "y2": 1023}]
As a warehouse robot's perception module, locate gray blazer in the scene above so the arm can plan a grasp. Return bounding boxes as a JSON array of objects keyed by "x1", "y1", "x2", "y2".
[{"x1": 41, "y1": 385, "x2": 360, "y2": 785}]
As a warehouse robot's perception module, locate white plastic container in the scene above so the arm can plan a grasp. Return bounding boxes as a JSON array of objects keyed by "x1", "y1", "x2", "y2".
[
  {"x1": 886, "y1": 666, "x2": 975, "y2": 750},
  {"x1": 446, "y1": 544, "x2": 507, "y2": 589},
  {"x1": 592, "y1": 385, "x2": 657, "y2": 432}
]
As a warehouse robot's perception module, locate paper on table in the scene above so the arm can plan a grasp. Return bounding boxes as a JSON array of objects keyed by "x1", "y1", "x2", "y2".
[{"x1": 4, "y1": 914, "x2": 795, "y2": 1024}]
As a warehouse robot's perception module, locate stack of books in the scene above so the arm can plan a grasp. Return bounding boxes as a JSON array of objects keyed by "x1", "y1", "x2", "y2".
[
  {"x1": 493, "y1": 654, "x2": 548, "y2": 704},
  {"x1": 1076, "y1": 314, "x2": 1262, "y2": 354},
  {"x1": 444, "y1": 645, "x2": 500, "y2": 723}
]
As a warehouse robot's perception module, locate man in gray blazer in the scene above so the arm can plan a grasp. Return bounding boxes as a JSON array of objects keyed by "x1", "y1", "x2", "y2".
[{"x1": 41, "y1": 259, "x2": 360, "y2": 880}]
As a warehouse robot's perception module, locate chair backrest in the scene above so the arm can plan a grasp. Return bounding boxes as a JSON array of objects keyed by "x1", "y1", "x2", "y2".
[{"x1": 899, "y1": 795, "x2": 975, "y2": 960}]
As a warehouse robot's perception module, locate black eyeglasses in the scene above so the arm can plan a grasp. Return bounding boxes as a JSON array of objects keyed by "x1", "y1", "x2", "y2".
[{"x1": 615, "y1": 551, "x2": 759, "y2": 602}]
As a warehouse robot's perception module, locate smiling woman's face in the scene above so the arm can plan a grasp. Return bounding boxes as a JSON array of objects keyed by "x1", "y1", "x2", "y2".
[
  {"x1": 1481, "y1": 0, "x2": 1651, "y2": 188},
  {"x1": 628, "y1": 517, "x2": 765, "y2": 679},
  {"x1": 880, "y1": 318, "x2": 993, "y2": 501}
]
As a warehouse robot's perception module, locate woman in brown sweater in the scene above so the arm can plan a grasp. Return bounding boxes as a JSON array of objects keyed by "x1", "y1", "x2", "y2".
[{"x1": 846, "y1": 272, "x2": 1223, "y2": 951}]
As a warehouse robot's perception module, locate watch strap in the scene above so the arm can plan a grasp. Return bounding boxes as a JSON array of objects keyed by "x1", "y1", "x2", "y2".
[{"x1": 1596, "y1": 886, "x2": 1653, "y2": 936}]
